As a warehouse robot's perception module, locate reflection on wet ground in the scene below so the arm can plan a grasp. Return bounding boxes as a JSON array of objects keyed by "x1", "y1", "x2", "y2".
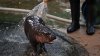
[{"x1": 0, "y1": 22, "x2": 89, "y2": 56}]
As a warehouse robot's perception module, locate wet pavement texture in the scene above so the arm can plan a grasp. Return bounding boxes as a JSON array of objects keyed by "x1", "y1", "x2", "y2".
[
  {"x1": 66, "y1": 27, "x2": 100, "y2": 56},
  {"x1": 0, "y1": 22, "x2": 85, "y2": 56}
]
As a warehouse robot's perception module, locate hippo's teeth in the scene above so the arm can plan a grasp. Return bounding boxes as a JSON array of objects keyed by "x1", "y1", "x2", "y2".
[
  {"x1": 48, "y1": 40, "x2": 55, "y2": 44},
  {"x1": 48, "y1": 42, "x2": 53, "y2": 44}
]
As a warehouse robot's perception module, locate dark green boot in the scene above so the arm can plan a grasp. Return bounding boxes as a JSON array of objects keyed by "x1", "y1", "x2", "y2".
[
  {"x1": 67, "y1": 0, "x2": 80, "y2": 33},
  {"x1": 86, "y1": 23, "x2": 95, "y2": 35},
  {"x1": 86, "y1": 0, "x2": 95, "y2": 35},
  {"x1": 67, "y1": 23, "x2": 80, "y2": 33}
]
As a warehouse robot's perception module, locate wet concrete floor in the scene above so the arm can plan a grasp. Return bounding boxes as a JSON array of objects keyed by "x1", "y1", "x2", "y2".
[
  {"x1": 57, "y1": 26, "x2": 100, "y2": 56},
  {"x1": 0, "y1": 23, "x2": 86, "y2": 56}
]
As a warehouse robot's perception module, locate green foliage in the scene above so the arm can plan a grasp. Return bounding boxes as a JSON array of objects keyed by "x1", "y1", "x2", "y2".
[{"x1": 0, "y1": 0, "x2": 38, "y2": 9}]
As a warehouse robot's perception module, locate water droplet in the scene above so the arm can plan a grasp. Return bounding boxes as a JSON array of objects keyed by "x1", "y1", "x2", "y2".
[
  {"x1": 6, "y1": 27, "x2": 9, "y2": 30},
  {"x1": 18, "y1": 25, "x2": 20, "y2": 27}
]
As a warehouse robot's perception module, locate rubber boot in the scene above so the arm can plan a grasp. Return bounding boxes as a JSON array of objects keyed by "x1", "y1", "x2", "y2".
[
  {"x1": 86, "y1": 0, "x2": 95, "y2": 35},
  {"x1": 67, "y1": 0, "x2": 80, "y2": 33},
  {"x1": 86, "y1": 22, "x2": 95, "y2": 35}
]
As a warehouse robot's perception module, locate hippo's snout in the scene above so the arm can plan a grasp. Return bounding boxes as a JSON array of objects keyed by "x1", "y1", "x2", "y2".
[
  {"x1": 50, "y1": 34, "x2": 56, "y2": 40},
  {"x1": 44, "y1": 32, "x2": 56, "y2": 43}
]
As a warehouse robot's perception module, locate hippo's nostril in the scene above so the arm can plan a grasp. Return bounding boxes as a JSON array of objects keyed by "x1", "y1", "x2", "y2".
[
  {"x1": 51, "y1": 35, "x2": 56, "y2": 40},
  {"x1": 53, "y1": 36, "x2": 56, "y2": 39}
]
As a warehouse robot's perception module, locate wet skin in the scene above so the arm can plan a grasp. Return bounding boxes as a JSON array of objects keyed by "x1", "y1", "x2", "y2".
[{"x1": 24, "y1": 16, "x2": 56, "y2": 56}]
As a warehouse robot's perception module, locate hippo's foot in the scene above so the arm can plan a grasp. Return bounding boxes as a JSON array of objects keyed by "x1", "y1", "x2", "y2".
[{"x1": 32, "y1": 43, "x2": 47, "y2": 56}]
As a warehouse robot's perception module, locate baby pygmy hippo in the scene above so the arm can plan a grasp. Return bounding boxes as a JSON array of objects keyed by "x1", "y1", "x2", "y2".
[{"x1": 24, "y1": 16, "x2": 56, "y2": 56}]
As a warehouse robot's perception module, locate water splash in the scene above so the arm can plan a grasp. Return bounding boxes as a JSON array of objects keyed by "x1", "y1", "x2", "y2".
[
  {"x1": 23, "y1": 1, "x2": 48, "y2": 21},
  {"x1": 0, "y1": 20, "x2": 81, "y2": 56}
]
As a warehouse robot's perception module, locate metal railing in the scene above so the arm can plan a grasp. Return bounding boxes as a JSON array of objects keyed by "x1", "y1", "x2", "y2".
[{"x1": 0, "y1": 7, "x2": 99, "y2": 28}]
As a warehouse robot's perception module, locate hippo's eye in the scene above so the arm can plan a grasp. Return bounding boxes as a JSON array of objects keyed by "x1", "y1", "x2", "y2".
[{"x1": 45, "y1": 33, "x2": 50, "y2": 35}]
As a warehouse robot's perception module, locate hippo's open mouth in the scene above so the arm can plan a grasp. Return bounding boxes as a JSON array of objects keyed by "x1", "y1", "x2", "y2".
[
  {"x1": 47, "y1": 39, "x2": 56, "y2": 44},
  {"x1": 35, "y1": 34, "x2": 56, "y2": 43}
]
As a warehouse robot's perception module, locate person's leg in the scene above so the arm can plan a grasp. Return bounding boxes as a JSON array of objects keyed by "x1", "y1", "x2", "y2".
[
  {"x1": 81, "y1": 1, "x2": 88, "y2": 23},
  {"x1": 86, "y1": 0, "x2": 95, "y2": 35},
  {"x1": 67, "y1": 0, "x2": 80, "y2": 33}
]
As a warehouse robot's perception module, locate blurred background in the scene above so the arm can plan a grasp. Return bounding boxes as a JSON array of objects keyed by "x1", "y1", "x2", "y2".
[{"x1": 0, "y1": 0, "x2": 100, "y2": 28}]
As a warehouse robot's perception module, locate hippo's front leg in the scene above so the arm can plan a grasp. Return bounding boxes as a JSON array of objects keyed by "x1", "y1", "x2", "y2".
[
  {"x1": 35, "y1": 43, "x2": 47, "y2": 56},
  {"x1": 41, "y1": 43, "x2": 47, "y2": 52}
]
